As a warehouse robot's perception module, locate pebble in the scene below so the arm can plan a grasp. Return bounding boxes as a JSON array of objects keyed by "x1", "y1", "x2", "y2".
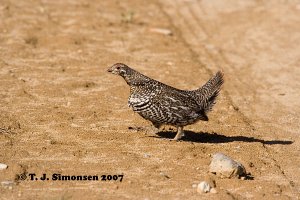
[
  {"x1": 1, "y1": 181, "x2": 14, "y2": 189},
  {"x1": 209, "y1": 153, "x2": 246, "y2": 178},
  {"x1": 70, "y1": 123, "x2": 81, "y2": 128},
  {"x1": 248, "y1": 162, "x2": 254, "y2": 167},
  {"x1": 144, "y1": 153, "x2": 150, "y2": 158},
  {"x1": 0, "y1": 163, "x2": 8, "y2": 170},
  {"x1": 159, "y1": 172, "x2": 170, "y2": 179},
  {"x1": 197, "y1": 181, "x2": 211, "y2": 193},
  {"x1": 150, "y1": 28, "x2": 173, "y2": 36},
  {"x1": 229, "y1": 105, "x2": 239, "y2": 111},
  {"x1": 210, "y1": 188, "x2": 218, "y2": 193},
  {"x1": 204, "y1": 44, "x2": 216, "y2": 51},
  {"x1": 166, "y1": 61, "x2": 173, "y2": 66}
]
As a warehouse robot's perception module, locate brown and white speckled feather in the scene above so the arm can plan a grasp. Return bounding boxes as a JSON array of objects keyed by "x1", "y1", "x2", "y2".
[
  {"x1": 192, "y1": 71, "x2": 224, "y2": 112},
  {"x1": 107, "y1": 63, "x2": 224, "y2": 140}
]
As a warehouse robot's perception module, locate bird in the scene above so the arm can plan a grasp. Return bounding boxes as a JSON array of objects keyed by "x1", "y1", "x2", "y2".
[{"x1": 107, "y1": 63, "x2": 224, "y2": 140}]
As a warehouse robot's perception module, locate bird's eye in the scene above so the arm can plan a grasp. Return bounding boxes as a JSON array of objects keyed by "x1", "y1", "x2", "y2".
[{"x1": 116, "y1": 66, "x2": 120, "y2": 70}]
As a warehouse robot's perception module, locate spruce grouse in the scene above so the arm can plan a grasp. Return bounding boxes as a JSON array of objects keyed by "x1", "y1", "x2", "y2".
[{"x1": 108, "y1": 63, "x2": 224, "y2": 140}]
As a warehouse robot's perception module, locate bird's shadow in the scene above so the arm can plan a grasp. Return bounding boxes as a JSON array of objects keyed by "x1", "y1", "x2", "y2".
[{"x1": 153, "y1": 130, "x2": 293, "y2": 145}]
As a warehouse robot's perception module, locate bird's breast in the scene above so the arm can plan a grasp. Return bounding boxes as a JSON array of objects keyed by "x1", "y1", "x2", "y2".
[{"x1": 128, "y1": 95, "x2": 151, "y2": 111}]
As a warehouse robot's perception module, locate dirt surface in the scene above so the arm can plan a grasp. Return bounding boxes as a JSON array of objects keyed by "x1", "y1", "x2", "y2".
[{"x1": 1, "y1": 0, "x2": 300, "y2": 199}]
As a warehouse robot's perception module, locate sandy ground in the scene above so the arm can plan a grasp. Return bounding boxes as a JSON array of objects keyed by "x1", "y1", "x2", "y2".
[{"x1": 1, "y1": 0, "x2": 300, "y2": 199}]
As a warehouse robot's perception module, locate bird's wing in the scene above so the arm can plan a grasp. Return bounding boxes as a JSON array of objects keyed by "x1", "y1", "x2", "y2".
[{"x1": 157, "y1": 90, "x2": 208, "y2": 123}]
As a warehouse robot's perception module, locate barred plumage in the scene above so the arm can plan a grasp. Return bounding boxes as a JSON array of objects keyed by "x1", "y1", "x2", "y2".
[{"x1": 108, "y1": 63, "x2": 224, "y2": 140}]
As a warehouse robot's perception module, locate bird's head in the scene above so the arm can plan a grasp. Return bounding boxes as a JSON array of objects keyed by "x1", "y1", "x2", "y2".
[
  {"x1": 107, "y1": 63, "x2": 131, "y2": 77},
  {"x1": 107, "y1": 63, "x2": 148, "y2": 86}
]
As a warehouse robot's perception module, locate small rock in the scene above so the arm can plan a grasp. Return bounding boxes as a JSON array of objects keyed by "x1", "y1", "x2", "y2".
[
  {"x1": 150, "y1": 28, "x2": 173, "y2": 36},
  {"x1": 159, "y1": 172, "x2": 170, "y2": 179},
  {"x1": 248, "y1": 162, "x2": 254, "y2": 168},
  {"x1": 205, "y1": 44, "x2": 216, "y2": 51},
  {"x1": 197, "y1": 181, "x2": 211, "y2": 193},
  {"x1": 144, "y1": 153, "x2": 150, "y2": 158},
  {"x1": 166, "y1": 61, "x2": 173, "y2": 66},
  {"x1": 0, "y1": 163, "x2": 8, "y2": 170},
  {"x1": 209, "y1": 153, "x2": 246, "y2": 178},
  {"x1": 71, "y1": 123, "x2": 81, "y2": 128},
  {"x1": 229, "y1": 105, "x2": 239, "y2": 111},
  {"x1": 1, "y1": 181, "x2": 15, "y2": 189},
  {"x1": 210, "y1": 188, "x2": 217, "y2": 194}
]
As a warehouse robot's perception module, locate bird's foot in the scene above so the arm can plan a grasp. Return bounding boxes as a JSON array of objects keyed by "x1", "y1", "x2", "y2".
[
  {"x1": 173, "y1": 126, "x2": 185, "y2": 140},
  {"x1": 159, "y1": 133, "x2": 185, "y2": 141},
  {"x1": 172, "y1": 136, "x2": 184, "y2": 141}
]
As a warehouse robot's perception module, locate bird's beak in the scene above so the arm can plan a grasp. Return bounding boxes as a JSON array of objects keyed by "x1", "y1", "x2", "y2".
[{"x1": 107, "y1": 68, "x2": 112, "y2": 73}]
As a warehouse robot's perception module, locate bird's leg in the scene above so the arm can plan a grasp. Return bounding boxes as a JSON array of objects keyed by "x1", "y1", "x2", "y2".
[{"x1": 173, "y1": 126, "x2": 185, "y2": 140}]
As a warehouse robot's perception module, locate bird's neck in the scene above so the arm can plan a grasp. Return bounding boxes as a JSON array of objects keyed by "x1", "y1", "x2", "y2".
[{"x1": 122, "y1": 71, "x2": 150, "y2": 86}]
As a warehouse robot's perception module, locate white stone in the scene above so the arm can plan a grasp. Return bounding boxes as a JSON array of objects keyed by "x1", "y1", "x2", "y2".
[
  {"x1": 144, "y1": 153, "x2": 150, "y2": 158},
  {"x1": 0, "y1": 163, "x2": 7, "y2": 170},
  {"x1": 210, "y1": 188, "x2": 217, "y2": 193},
  {"x1": 1, "y1": 181, "x2": 14, "y2": 188},
  {"x1": 150, "y1": 28, "x2": 173, "y2": 36},
  {"x1": 166, "y1": 61, "x2": 173, "y2": 66},
  {"x1": 70, "y1": 123, "x2": 81, "y2": 127},
  {"x1": 197, "y1": 181, "x2": 211, "y2": 193},
  {"x1": 209, "y1": 153, "x2": 246, "y2": 178}
]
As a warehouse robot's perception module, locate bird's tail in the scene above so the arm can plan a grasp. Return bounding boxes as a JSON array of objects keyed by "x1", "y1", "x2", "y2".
[{"x1": 194, "y1": 71, "x2": 224, "y2": 112}]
